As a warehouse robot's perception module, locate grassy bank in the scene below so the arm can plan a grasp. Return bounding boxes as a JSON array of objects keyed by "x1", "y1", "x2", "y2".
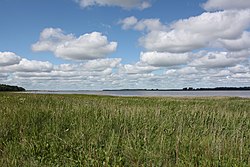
[{"x1": 0, "y1": 93, "x2": 249, "y2": 166}]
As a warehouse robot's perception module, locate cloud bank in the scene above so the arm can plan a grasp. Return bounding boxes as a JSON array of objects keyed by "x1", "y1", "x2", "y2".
[
  {"x1": 138, "y1": 10, "x2": 250, "y2": 53},
  {"x1": 2, "y1": 0, "x2": 250, "y2": 90}
]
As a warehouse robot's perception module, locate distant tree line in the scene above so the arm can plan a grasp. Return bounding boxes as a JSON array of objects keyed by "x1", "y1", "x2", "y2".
[
  {"x1": 0, "y1": 84, "x2": 25, "y2": 91},
  {"x1": 183, "y1": 87, "x2": 250, "y2": 91},
  {"x1": 104, "y1": 87, "x2": 250, "y2": 91}
]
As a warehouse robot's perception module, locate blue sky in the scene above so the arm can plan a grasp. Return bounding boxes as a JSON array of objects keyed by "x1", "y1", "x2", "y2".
[{"x1": 1, "y1": 0, "x2": 250, "y2": 90}]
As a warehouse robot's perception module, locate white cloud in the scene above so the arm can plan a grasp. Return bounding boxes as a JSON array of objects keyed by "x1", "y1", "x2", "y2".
[
  {"x1": 16, "y1": 59, "x2": 54, "y2": 72},
  {"x1": 177, "y1": 67, "x2": 198, "y2": 75},
  {"x1": 226, "y1": 50, "x2": 250, "y2": 58},
  {"x1": 0, "y1": 52, "x2": 21, "y2": 66},
  {"x1": 0, "y1": 52, "x2": 126, "y2": 90},
  {"x1": 219, "y1": 31, "x2": 250, "y2": 51},
  {"x1": 172, "y1": 10, "x2": 250, "y2": 39},
  {"x1": 117, "y1": 10, "x2": 250, "y2": 88},
  {"x1": 53, "y1": 58, "x2": 121, "y2": 73},
  {"x1": 32, "y1": 28, "x2": 74, "y2": 52},
  {"x1": 83, "y1": 58, "x2": 121, "y2": 71},
  {"x1": 229, "y1": 65, "x2": 249, "y2": 73},
  {"x1": 119, "y1": 16, "x2": 138, "y2": 29},
  {"x1": 165, "y1": 69, "x2": 176, "y2": 76},
  {"x1": 190, "y1": 51, "x2": 244, "y2": 68},
  {"x1": 231, "y1": 73, "x2": 250, "y2": 79},
  {"x1": 54, "y1": 64, "x2": 78, "y2": 72},
  {"x1": 119, "y1": 16, "x2": 167, "y2": 32},
  {"x1": 140, "y1": 51, "x2": 190, "y2": 67},
  {"x1": 212, "y1": 70, "x2": 231, "y2": 77},
  {"x1": 75, "y1": 0, "x2": 151, "y2": 9},
  {"x1": 54, "y1": 32, "x2": 117, "y2": 60},
  {"x1": 139, "y1": 10, "x2": 250, "y2": 53},
  {"x1": 120, "y1": 62, "x2": 159, "y2": 74},
  {"x1": 14, "y1": 71, "x2": 79, "y2": 79},
  {"x1": 166, "y1": 67, "x2": 198, "y2": 76},
  {"x1": 134, "y1": 19, "x2": 167, "y2": 31},
  {"x1": 140, "y1": 30, "x2": 205, "y2": 53},
  {"x1": 32, "y1": 28, "x2": 117, "y2": 60},
  {"x1": 203, "y1": 0, "x2": 250, "y2": 11},
  {"x1": 1, "y1": 58, "x2": 53, "y2": 73}
]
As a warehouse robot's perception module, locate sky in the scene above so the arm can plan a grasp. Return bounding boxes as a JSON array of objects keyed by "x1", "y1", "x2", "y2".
[{"x1": 0, "y1": 0, "x2": 250, "y2": 90}]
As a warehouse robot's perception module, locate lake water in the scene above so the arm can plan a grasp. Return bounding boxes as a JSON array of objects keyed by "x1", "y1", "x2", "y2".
[{"x1": 26, "y1": 90, "x2": 250, "y2": 98}]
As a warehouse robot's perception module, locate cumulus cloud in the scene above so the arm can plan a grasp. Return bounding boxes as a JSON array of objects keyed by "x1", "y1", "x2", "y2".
[
  {"x1": 139, "y1": 30, "x2": 206, "y2": 53},
  {"x1": 120, "y1": 62, "x2": 159, "y2": 74},
  {"x1": 31, "y1": 28, "x2": 74, "y2": 52},
  {"x1": 172, "y1": 10, "x2": 250, "y2": 39},
  {"x1": 166, "y1": 67, "x2": 198, "y2": 76},
  {"x1": 32, "y1": 28, "x2": 117, "y2": 60},
  {"x1": 190, "y1": 51, "x2": 244, "y2": 68},
  {"x1": 0, "y1": 52, "x2": 21, "y2": 66},
  {"x1": 119, "y1": 16, "x2": 138, "y2": 29},
  {"x1": 54, "y1": 60, "x2": 119, "y2": 73},
  {"x1": 203, "y1": 0, "x2": 250, "y2": 11},
  {"x1": 54, "y1": 64, "x2": 78, "y2": 72},
  {"x1": 177, "y1": 67, "x2": 198, "y2": 75},
  {"x1": 75, "y1": 0, "x2": 151, "y2": 9},
  {"x1": 231, "y1": 73, "x2": 250, "y2": 79},
  {"x1": 219, "y1": 31, "x2": 250, "y2": 51},
  {"x1": 212, "y1": 70, "x2": 231, "y2": 77},
  {"x1": 1, "y1": 58, "x2": 53, "y2": 73},
  {"x1": 139, "y1": 10, "x2": 250, "y2": 53},
  {"x1": 229, "y1": 65, "x2": 250, "y2": 73},
  {"x1": 1, "y1": 53, "x2": 121, "y2": 77},
  {"x1": 82, "y1": 58, "x2": 121, "y2": 71},
  {"x1": 140, "y1": 51, "x2": 190, "y2": 67},
  {"x1": 117, "y1": 7, "x2": 250, "y2": 85},
  {"x1": 0, "y1": 51, "x2": 126, "y2": 89},
  {"x1": 119, "y1": 16, "x2": 167, "y2": 31},
  {"x1": 16, "y1": 59, "x2": 53, "y2": 72}
]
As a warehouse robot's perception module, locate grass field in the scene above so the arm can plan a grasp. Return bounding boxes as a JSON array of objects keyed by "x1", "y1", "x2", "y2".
[{"x1": 0, "y1": 93, "x2": 249, "y2": 166}]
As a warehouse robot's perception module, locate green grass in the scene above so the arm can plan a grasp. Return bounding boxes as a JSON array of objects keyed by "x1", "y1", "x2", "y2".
[{"x1": 0, "y1": 93, "x2": 249, "y2": 166}]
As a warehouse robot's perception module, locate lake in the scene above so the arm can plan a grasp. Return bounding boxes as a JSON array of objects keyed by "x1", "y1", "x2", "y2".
[{"x1": 25, "y1": 90, "x2": 250, "y2": 98}]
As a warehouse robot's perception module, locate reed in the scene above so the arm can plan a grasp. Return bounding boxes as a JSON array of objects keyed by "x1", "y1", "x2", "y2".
[{"x1": 0, "y1": 93, "x2": 249, "y2": 166}]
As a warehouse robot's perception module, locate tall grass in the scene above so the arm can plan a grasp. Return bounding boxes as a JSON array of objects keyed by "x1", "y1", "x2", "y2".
[{"x1": 0, "y1": 93, "x2": 249, "y2": 166}]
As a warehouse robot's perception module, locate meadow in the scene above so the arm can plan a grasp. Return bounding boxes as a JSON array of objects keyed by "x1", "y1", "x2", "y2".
[{"x1": 0, "y1": 93, "x2": 249, "y2": 166}]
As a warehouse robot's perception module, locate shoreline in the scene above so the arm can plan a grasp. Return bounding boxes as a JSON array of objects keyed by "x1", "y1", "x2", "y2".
[{"x1": 17, "y1": 90, "x2": 250, "y2": 98}]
